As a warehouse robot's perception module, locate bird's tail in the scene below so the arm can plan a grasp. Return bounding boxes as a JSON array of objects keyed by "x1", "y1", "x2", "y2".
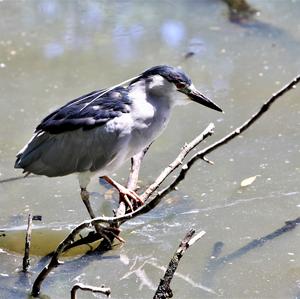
[{"x1": 14, "y1": 131, "x2": 50, "y2": 170}]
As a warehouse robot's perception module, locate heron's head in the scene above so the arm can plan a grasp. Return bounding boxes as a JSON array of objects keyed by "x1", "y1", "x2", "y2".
[{"x1": 132, "y1": 65, "x2": 222, "y2": 112}]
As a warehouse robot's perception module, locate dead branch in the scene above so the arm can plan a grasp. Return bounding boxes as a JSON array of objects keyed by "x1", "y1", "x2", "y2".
[
  {"x1": 94, "y1": 73, "x2": 300, "y2": 225},
  {"x1": 141, "y1": 123, "x2": 215, "y2": 202},
  {"x1": 31, "y1": 123, "x2": 214, "y2": 296},
  {"x1": 122, "y1": 257, "x2": 216, "y2": 295},
  {"x1": 31, "y1": 74, "x2": 300, "y2": 296},
  {"x1": 71, "y1": 283, "x2": 111, "y2": 299},
  {"x1": 22, "y1": 214, "x2": 32, "y2": 272},
  {"x1": 31, "y1": 219, "x2": 112, "y2": 297},
  {"x1": 153, "y1": 229, "x2": 206, "y2": 299},
  {"x1": 149, "y1": 74, "x2": 300, "y2": 204},
  {"x1": 145, "y1": 260, "x2": 216, "y2": 295}
]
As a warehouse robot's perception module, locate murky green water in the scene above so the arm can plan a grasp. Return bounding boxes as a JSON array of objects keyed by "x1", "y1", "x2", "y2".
[{"x1": 0, "y1": 1, "x2": 299, "y2": 298}]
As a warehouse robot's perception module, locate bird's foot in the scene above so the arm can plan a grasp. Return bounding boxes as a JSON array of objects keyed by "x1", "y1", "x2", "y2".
[
  {"x1": 117, "y1": 185, "x2": 144, "y2": 211},
  {"x1": 102, "y1": 176, "x2": 143, "y2": 211},
  {"x1": 80, "y1": 188, "x2": 123, "y2": 246}
]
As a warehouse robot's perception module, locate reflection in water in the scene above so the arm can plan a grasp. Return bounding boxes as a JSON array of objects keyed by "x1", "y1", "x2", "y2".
[
  {"x1": 39, "y1": 0, "x2": 59, "y2": 18},
  {"x1": 161, "y1": 20, "x2": 185, "y2": 47},
  {"x1": 81, "y1": 2, "x2": 103, "y2": 27},
  {"x1": 113, "y1": 24, "x2": 139, "y2": 62},
  {"x1": 44, "y1": 42, "x2": 64, "y2": 59}
]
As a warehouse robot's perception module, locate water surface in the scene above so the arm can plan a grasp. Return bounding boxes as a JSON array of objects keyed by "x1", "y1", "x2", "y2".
[{"x1": 0, "y1": 1, "x2": 299, "y2": 298}]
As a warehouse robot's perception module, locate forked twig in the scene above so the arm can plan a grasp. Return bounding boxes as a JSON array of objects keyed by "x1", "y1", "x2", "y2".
[{"x1": 141, "y1": 123, "x2": 215, "y2": 202}]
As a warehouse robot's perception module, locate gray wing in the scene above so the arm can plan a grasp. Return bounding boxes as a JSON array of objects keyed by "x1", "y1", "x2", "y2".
[
  {"x1": 35, "y1": 87, "x2": 131, "y2": 134},
  {"x1": 15, "y1": 87, "x2": 132, "y2": 177}
]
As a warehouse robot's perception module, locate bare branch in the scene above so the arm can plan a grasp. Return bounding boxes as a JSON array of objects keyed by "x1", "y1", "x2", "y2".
[
  {"x1": 31, "y1": 220, "x2": 109, "y2": 296},
  {"x1": 141, "y1": 123, "x2": 215, "y2": 202},
  {"x1": 146, "y1": 260, "x2": 216, "y2": 295},
  {"x1": 151, "y1": 74, "x2": 300, "y2": 205},
  {"x1": 22, "y1": 214, "x2": 32, "y2": 272},
  {"x1": 92, "y1": 123, "x2": 215, "y2": 225},
  {"x1": 153, "y1": 229, "x2": 206, "y2": 299},
  {"x1": 71, "y1": 283, "x2": 111, "y2": 299},
  {"x1": 106, "y1": 74, "x2": 300, "y2": 225},
  {"x1": 197, "y1": 74, "x2": 300, "y2": 157},
  {"x1": 30, "y1": 122, "x2": 214, "y2": 295}
]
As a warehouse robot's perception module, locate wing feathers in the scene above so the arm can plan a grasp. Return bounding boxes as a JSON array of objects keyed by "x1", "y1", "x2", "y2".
[{"x1": 35, "y1": 87, "x2": 131, "y2": 134}]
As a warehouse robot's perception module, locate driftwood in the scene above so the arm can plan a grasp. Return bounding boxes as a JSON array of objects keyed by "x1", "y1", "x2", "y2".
[{"x1": 31, "y1": 74, "x2": 300, "y2": 297}]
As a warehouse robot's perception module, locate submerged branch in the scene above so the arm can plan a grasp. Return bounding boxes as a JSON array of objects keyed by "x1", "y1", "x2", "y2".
[
  {"x1": 31, "y1": 220, "x2": 109, "y2": 297},
  {"x1": 71, "y1": 283, "x2": 111, "y2": 299},
  {"x1": 22, "y1": 214, "x2": 32, "y2": 272}
]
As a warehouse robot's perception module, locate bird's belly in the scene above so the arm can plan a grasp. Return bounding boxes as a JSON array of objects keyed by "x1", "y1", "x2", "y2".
[
  {"x1": 95, "y1": 130, "x2": 152, "y2": 175},
  {"x1": 126, "y1": 115, "x2": 169, "y2": 157}
]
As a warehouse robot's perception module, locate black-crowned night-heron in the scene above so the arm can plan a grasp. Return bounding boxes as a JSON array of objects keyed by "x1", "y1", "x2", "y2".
[{"x1": 15, "y1": 65, "x2": 222, "y2": 217}]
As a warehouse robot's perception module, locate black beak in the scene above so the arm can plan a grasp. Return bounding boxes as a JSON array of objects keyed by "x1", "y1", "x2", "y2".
[{"x1": 187, "y1": 86, "x2": 223, "y2": 112}]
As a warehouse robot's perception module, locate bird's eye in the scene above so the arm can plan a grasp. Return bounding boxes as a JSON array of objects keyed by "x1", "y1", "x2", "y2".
[{"x1": 175, "y1": 82, "x2": 186, "y2": 89}]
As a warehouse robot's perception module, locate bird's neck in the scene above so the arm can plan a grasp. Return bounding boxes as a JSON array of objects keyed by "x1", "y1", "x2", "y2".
[
  {"x1": 131, "y1": 75, "x2": 179, "y2": 108},
  {"x1": 130, "y1": 80, "x2": 174, "y2": 114},
  {"x1": 147, "y1": 75, "x2": 176, "y2": 103}
]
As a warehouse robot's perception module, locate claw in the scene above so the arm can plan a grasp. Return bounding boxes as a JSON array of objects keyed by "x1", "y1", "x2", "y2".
[
  {"x1": 102, "y1": 176, "x2": 144, "y2": 211},
  {"x1": 116, "y1": 184, "x2": 144, "y2": 211}
]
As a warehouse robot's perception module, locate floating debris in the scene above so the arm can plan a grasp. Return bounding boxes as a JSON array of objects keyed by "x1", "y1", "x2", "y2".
[{"x1": 240, "y1": 175, "x2": 259, "y2": 187}]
